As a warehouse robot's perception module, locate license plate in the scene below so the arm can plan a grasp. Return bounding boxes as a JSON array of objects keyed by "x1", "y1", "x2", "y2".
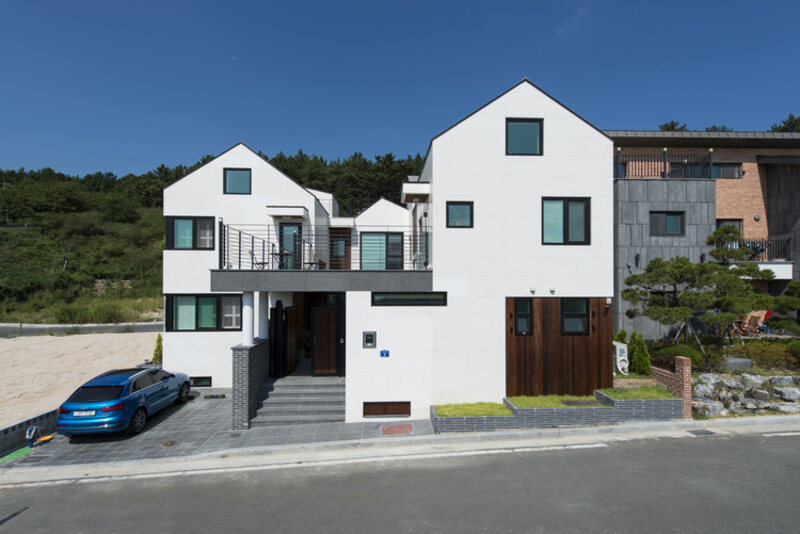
[{"x1": 73, "y1": 410, "x2": 96, "y2": 416}]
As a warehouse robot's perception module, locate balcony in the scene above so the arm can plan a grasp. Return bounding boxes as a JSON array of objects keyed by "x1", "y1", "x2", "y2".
[
  {"x1": 615, "y1": 153, "x2": 722, "y2": 179},
  {"x1": 719, "y1": 238, "x2": 794, "y2": 280},
  {"x1": 211, "y1": 223, "x2": 432, "y2": 293}
]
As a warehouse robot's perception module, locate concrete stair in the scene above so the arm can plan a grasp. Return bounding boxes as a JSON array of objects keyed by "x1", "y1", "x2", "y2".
[{"x1": 251, "y1": 373, "x2": 345, "y2": 427}]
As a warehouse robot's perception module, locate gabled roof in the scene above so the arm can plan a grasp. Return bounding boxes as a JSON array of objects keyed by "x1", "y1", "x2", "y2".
[{"x1": 605, "y1": 130, "x2": 800, "y2": 149}]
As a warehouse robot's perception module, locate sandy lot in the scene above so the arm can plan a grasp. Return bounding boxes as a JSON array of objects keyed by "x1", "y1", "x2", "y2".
[{"x1": 0, "y1": 332, "x2": 158, "y2": 427}]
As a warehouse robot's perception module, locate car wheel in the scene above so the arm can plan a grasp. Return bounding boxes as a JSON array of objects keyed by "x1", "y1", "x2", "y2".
[
  {"x1": 176, "y1": 383, "x2": 190, "y2": 404},
  {"x1": 126, "y1": 408, "x2": 147, "y2": 435}
]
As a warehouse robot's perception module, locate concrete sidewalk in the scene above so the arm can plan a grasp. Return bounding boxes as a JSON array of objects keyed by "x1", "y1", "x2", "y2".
[{"x1": 3, "y1": 414, "x2": 799, "y2": 488}]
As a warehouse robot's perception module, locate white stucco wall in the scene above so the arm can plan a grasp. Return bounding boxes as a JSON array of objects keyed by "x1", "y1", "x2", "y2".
[{"x1": 162, "y1": 331, "x2": 240, "y2": 387}]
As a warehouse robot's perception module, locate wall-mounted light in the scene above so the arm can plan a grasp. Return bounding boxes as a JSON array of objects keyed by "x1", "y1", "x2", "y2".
[
  {"x1": 548, "y1": 286, "x2": 555, "y2": 294},
  {"x1": 754, "y1": 215, "x2": 760, "y2": 222},
  {"x1": 634, "y1": 253, "x2": 640, "y2": 268},
  {"x1": 423, "y1": 212, "x2": 428, "y2": 218},
  {"x1": 529, "y1": 287, "x2": 536, "y2": 294},
  {"x1": 605, "y1": 297, "x2": 613, "y2": 309}
]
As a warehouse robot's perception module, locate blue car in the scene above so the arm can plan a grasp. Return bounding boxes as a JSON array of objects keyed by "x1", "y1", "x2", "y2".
[{"x1": 57, "y1": 368, "x2": 190, "y2": 435}]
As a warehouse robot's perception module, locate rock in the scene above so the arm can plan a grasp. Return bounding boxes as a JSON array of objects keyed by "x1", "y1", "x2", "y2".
[
  {"x1": 770, "y1": 403, "x2": 800, "y2": 414},
  {"x1": 723, "y1": 357, "x2": 753, "y2": 370},
  {"x1": 742, "y1": 398, "x2": 770, "y2": 410},
  {"x1": 718, "y1": 376, "x2": 741, "y2": 388},
  {"x1": 770, "y1": 376, "x2": 797, "y2": 387},
  {"x1": 698, "y1": 373, "x2": 721, "y2": 385},
  {"x1": 739, "y1": 374, "x2": 769, "y2": 388},
  {"x1": 727, "y1": 402, "x2": 742, "y2": 414},
  {"x1": 693, "y1": 400, "x2": 724, "y2": 417},
  {"x1": 693, "y1": 383, "x2": 716, "y2": 400},
  {"x1": 745, "y1": 388, "x2": 771, "y2": 401},
  {"x1": 773, "y1": 387, "x2": 800, "y2": 402}
]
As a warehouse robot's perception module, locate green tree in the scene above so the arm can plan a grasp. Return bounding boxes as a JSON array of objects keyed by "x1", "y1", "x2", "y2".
[
  {"x1": 628, "y1": 332, "x2": 651, "y2": 375},
  {"x1": 658, "y1": 121, "x2": 688, "y2": 131},
  {"x1": 706, "y1": 224, "x2": 749, "y2": 264},
  {"x1": 614, "y1": 329, "x2": 628, "y2": 343},
  {"x1": 770, "y1": 113, "x2": 800, "y2": 132},
  {"x1": 705, "y1": 125, "x2": 732, "y2": 132}
]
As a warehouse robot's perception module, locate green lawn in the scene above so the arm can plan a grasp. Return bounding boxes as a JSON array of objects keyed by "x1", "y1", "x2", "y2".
[
  {"x1": 600, "y1": 385, "x2": 677, "y2": 399},
  {"x1": 434, "y1": 402, "x2": 513, "y2": 417},
  {"x1": 508, "y1": 395, "x2": 600, "y2": 409},
  {"x1": 614, "y1": 372, "x2": 652, "y2": 380},
  {"x1": 0, "y1": 447, "x2": 32, "y2": 462}
]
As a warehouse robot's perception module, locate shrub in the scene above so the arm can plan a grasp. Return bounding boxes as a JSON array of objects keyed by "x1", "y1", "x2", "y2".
[
  {"x1": 652, "y1": 343, "x2": 704, "y2": 370},
  {"x1": 152, "y1": 333, "x2": 163, "y2": 366},
  {"x1": 787, "y1": 340, "x2": 800, "y2": 357},
  {"x1": 628, "y1": 331, "x2": 651, "y2": 375},
  {"x1": 614, "y1": 329, "x2": 628, "y2": 343},
  {"x1": 87, "y1": 302, "x2": 128, "y2": 323},
  {"x1": 741, "y1": 339, "x2": 796, "y2": 371},
  {"x1": 53, "y1": 303, "x2": 89, "y2": 324}
]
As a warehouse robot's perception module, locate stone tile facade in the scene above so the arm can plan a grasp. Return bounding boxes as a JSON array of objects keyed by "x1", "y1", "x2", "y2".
[
  {"x1": 232, "y1": 339, "x2": 270, "y2": 430},
  {"x1": 0, "y1": 409, "x2": 58, "y2": 457}
]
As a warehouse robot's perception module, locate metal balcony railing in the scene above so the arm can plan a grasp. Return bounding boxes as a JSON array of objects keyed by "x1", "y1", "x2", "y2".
[
  {"x1": 219, "y1": 223, "x2": 429, "y2": 271},
  {"x1": 615, "y1": 153, "x2": 713, "y2": 179},
  {"x1": 717, "y1": 239, "x2": 792, "y2": 262}
]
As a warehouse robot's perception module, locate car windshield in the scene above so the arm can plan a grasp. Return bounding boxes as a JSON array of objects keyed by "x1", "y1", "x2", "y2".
[{"x1": 67, "y1": 386, "x2": 124, "y2": 403}]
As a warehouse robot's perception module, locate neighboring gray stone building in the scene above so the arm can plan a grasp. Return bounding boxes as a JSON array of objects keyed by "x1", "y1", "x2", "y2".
[{"x1": 613, "y1": 178, "x2": 716, "y2": 339}]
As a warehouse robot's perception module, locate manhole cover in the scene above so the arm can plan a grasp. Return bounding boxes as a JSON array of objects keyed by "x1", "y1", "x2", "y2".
[
  {"x1": 204, "y1": 394, "x2": 226, "y2": 399},
  {"x1": 688, "y1": 429, "x2": 716, "y2": 437},
  {"x1": 161, "y1": 440, "x2": 179, "y2": 447}
]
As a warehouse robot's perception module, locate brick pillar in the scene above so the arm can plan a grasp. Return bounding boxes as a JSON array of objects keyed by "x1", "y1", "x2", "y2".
[
  {"x1": 231, "y1": 344, "x2": 251, "y2": 430},
  {"x1": 674, "y1": 356, "x2": 692, "y2": 419}
]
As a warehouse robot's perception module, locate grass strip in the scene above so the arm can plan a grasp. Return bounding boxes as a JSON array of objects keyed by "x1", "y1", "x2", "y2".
[
  {"x1": 600, "y1": 385, "x2": 676, "y2": 399},
  {"x1": 0, "y1": 447, "x2": 33, "y2": 462},
  {"x1": 434, "y1": 402, "x2": 513, "y2": 417},
  {"x1": 509, "y1": 395, "x2": 598, "y2": 409}
]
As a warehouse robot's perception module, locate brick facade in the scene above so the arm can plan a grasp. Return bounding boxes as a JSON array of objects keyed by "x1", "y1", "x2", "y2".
[
  {"x1": 231, "y1": 339, "x2": 270, "y2": 431},
  {"x1": 651, "y1": 356, "x2": 692, "y2": 419}
]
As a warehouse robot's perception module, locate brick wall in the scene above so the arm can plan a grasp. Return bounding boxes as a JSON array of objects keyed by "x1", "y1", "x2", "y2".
[
  {"x1": 231, "y1": 339, "x2": 270, "y2": 430},
  {"x1": 651, "y1": 356, "x2": 692, "y2": 418}
]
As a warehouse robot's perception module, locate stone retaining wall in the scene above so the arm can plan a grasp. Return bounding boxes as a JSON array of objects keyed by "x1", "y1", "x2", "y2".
[
  {"x1": 1, "y1": 409, "x2": 58, "y2": 457},
  {"x1": 232, "y1": 338, "x2": 270, "y2": 430}
]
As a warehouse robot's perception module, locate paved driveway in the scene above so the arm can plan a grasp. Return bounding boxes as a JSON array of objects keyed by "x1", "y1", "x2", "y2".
[{"x1": 1, "y1": 389, "x2": 432, "y2": 469}]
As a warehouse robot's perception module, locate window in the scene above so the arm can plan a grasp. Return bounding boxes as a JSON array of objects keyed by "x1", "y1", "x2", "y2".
[
  {"x1": 361, "y1": 232, "x2": 404, "y2": 270},
  {"x1": 224, "y1": 168, "x2": 251, "y2": 194},
  {"x1": 712, "y1": 163, "x2": 741, "y2": 179},
  {"x1": 716, "y1": 219, "x2": 742, "y2": 233},
  {"x1": 506, "y1": 118, "x2": 543, "y2": 155},
  {"x1": 167, "y1": 295, "x2": 242, "y2": 332},
  {"x1": 650, "y1": 211, "x2": 685, "y2": 236},
  {"x1": 561, "y1": 298, "x2": 589, "y2": 335},
  {"x1": 446, "y1": 201, "x2": 474, "y2": 228},
  {"x1": 190, "y1": 376, "x2": 212, "y2": 387},
  {"x1": 332, "y1": 239, "x2": 347, "y2": 257},
  {"x1": 149, "y1": 369, "x2": 170, "y2": 383},
  {"x1": 542, "y1": 198, "x2": 590, "y2": 245},
  {"x1": 371, "y1": 292, "x2": 448, "y2": 306},
  {"x1": 167, "y1": 217, "x2": 214, "y2": 250},
  {"x1": 514, "y1": 299, "x2": 532, "y2": 336}
]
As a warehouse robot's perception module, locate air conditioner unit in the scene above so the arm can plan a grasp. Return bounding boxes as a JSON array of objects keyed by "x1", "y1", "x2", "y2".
[{"x1": 612, "y1": 341, "x2": 629, "y2": 376}]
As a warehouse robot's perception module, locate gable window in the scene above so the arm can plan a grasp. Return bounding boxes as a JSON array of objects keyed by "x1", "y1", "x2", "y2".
[
  {"x1": 712, "y1": 163, "x2": 741, "y2": 179},
  {"x1": 446, "y1": 201, "x2": 474, "y2": 228},
  {"x1": 360, "y1": 232, "x2": 404, "y2": 270},
  {"x1": 542, "y1": 198, "x2": 590, "y2": 245},
  {"x1": 514, "y1": 298, "x2": 533, "y2": 336},
  {"x1": 561, "y1": 298, "x2": 589, "y2": 335},
  {"x1": 224, "y1": 168, "x2": 251, "y2": 194},
  {"x1": 506, "y1": 118, "x2": 543, "y2": 155},
  {"x1": 716, "y1": 218, "x2": 742, "y2": 233},
  {"x1": 166, "y1": 295, "x2": 242, "y2": 332},
  {"x1": 650, "y1": 211, "x2": 685, "y2": 236},
  {"x1": 167, "y1": 217, "x2": 214, "y2": 250}
]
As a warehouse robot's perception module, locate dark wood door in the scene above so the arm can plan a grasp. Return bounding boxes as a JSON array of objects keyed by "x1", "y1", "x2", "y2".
[
  {"x1": 328, "y1": 228, "x2": 351, "y2": 270},
  {"x1": 312, "y1": 308, "x2": 337, "y2": 375},
  {"x1": 505, "y1": 297, "x2": 613, "y2": 396}
]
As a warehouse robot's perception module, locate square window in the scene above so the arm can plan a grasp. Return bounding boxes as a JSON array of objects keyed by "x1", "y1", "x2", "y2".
[
  {"x1": 650, "y1": 212, "x2": 685, "y2": 236},
  {"x1": 168, "y1": 217, "x2": 214, "y2": 250},
  {"x1": 224, "y1": 168, "x2": 251, "y2": 194},
  {"x1": 514, "y1": 298, "x2": 532, "y2": 336},
  {"x1": 446, "y1": 201, "x2": 473, "y2": 228},
  {"x1": 197, "y1": 296, "x2": 217, "y2": 329},
  {"x1": 542, "y1": 198, "x2": 590, "y2": 245},
  {"x1": 174, "y1": 219, "x2": 194, "y2": 249},
  {"x1": 561, "y1": 298, "x2": 589, "y2": 335},
  {"x1": 716, "y1": 219, "x2": 742, "y2": 233},
  {"x1": 506, "y1": 118, "x2": 543, "y2": 155},
  {"x1": 712, "y1": 164, "x2": 741, "y2": 179},
  {"x1": 196, "y1": 219, "x2": 214, "y2": 249},
  {"x1": 173, "y1": 296, "x2": 196, "y2": 331},
  {"x1": 221, "y1": 296, "x2": 241, "y2": 329}
]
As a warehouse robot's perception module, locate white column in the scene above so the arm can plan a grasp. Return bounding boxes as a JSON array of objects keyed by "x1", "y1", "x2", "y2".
[
  {"x1": 242, "y1": 291, "x2": 254, "y2": 346},
  {"x1": 257, "y1": 291, "x2": 269, "y2": 340}
]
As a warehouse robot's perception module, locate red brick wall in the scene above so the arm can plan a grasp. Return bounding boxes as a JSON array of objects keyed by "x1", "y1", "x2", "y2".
[{"x1": 651, "y1": 356, "x2": 692, "y2": 418}]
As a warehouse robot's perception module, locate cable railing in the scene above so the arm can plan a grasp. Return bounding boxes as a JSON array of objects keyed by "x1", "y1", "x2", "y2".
[{"x1": 219, "y1": 223, "x2": 430, "y2": 271}]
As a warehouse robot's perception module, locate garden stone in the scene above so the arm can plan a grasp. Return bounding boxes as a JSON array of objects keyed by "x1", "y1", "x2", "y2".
[
  {"x1": 717, "y1": 376, "x2": 741, "y2": 388},
  {"x1": 745, "y1": 388, "x2": 771, "y2": 401},
  {"x1": 693, "y1": 383, "x2": 716, "y2": 400},
  {"x1": 742, "y1": 398, "x2": 769, "y2": 410},
  {"x1": 770, "y1": 403, "x2": 800, "y2": 414},
  {"x1": 770, "y1": 376, "x2": 797, "y2": 387},
  {"x1": 723, "y1": 357, "x2": 752, "y2": 370},
  {"x1": 726, "y1": 402, "x2": 742, "y2": 414},
  {"x1": 773, "y1": 387, "x2": 800, "y2": 402},
  {"x1": 693, "y1": 400, "x2": 723, "y2": 417},
  {"x1": 739, "y1": 374, "x2": 768, "y2": 388},
  {"x1": 698, "y1": 373, "x2": 721, "y2": 385}
]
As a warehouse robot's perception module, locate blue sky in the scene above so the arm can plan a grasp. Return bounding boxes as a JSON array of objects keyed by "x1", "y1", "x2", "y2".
[{"x1": 1, "y1": 0, "x2": 798, "y2": 176}]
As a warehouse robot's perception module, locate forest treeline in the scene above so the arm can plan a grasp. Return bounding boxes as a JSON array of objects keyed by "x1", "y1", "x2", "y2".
[{"x1": 0, "y1": 150, "x2": 424, "y2": 323}]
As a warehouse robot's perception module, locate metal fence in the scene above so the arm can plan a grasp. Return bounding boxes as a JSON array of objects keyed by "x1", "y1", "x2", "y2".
[
  {"x1": 718, "y1": 238, "x2": 792, "y2": 262},
  {"x1": 616, "y1": 154, "x2": 713, "y2": 179},
  {"x1": 219, "y1": 223, "x2": 429, "y2": 271}
]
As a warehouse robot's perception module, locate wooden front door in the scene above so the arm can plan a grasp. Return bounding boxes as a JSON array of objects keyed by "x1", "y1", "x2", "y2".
[
  {"x1": 505, "y1": 297, "x2": 613, "y2": 396},
  {"x1": 312, "y1": 308, "x2": 337, "y2": 375},
  {"x1": 329, "y1": 228, "x2": 351, "y2": 270}
]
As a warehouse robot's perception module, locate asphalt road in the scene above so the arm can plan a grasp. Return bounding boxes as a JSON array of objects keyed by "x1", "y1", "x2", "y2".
[{"x1": 1, "y1": 432, "x2": 798, "y2": 533}]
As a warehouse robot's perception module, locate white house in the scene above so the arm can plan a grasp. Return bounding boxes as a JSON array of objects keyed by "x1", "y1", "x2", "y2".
[{"x1": 162, "y1": 79, "x2": 615, "y2": 428}]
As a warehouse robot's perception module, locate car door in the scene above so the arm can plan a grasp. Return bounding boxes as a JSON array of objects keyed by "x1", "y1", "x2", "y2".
[
  {"x1": 131, "y1": 373, "x2": 157, "y2": 412},
  {"x1": 147, "y1": 370, "x2": 172, "y2": 411}
]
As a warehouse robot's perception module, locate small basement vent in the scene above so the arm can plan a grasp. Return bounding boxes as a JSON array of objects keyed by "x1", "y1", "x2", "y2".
[
  {"x1": 363, "y1": 401, "x2": 411, "y2": 418},
  {"x1": 190, "y1": 376, "x2": 212, "y2": 387}
]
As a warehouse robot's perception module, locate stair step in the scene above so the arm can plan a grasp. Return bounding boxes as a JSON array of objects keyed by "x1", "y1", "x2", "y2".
[
  {"x1": 250, "y1": 414, "x2": 345, "y2": 426},
  {"x1": 257, "y1": 406, "x2": 344, "y2": 416},
  {"x1": 262, "y1": 392, "x2": 344, "y2": 400},
  {"x1": 259, "y1": 385, "x2": 345, "y2": 393}
]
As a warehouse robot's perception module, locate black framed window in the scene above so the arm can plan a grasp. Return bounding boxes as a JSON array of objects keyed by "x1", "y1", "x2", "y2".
[
  {"x1": 446, "y1": 201, "x2": 474, "y2": 228},
  {"x1": 166, "y1": 295, "x2": 242, "y2": 332},
  {"x1": 514, "y1": 298, "x2": 532, "y2": 336},
  {"x1": 716, "y1": 218, "x2": 742, "y2": 233},
  {"x1": 166, "y1": 217, "x2": 215, "y2": 250},
  {"x1": 224, "y1": 168, "x2": 251, "y2": 194},
  {"x1": 561, "y1": 298, "x2": 589, "y2": 335},
  {"x1": 542, "y1": 198, "x2": 590, "y2": 245},
  {"x1": 371, "y1": 292, "x2": 447, "y2": 306},
  {"x1": 361, "y1": 232, "x2": 404, "y2": 270},
  {"x1": 506, "y1": 118, "x2": 543, "y2": 155},
  {"x1": 650, "y1": 211, "x2": 685, "y2": 236},
  {"x1": 712, "y1": 163, "x2": 741, "y2": 179}
]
